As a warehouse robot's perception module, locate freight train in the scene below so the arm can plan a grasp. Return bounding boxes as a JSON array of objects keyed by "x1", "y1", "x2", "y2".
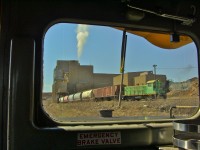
[{"x1": 58, "y1": 80, "x2": 167, "y2": 103}]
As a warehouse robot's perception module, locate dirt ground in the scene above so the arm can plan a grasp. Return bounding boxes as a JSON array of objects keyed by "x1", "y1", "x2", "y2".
[{"x1": 42, "y1": 97, "x2": 199, "y2": 120}]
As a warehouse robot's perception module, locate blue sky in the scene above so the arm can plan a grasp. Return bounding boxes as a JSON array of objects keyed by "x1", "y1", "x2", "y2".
[{"x1": 43, "y1": 23, "x2": 198, "y2": 92}]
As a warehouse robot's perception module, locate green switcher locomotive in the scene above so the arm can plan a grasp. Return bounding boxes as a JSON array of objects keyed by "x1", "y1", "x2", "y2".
[{"x1": 123, "y1": 80, "x2": 167, "y2": 100}]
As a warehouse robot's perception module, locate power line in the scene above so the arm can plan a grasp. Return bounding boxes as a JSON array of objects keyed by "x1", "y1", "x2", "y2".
[{"x1": 157, "y1": 67, "x2": 198, "y2": 70}]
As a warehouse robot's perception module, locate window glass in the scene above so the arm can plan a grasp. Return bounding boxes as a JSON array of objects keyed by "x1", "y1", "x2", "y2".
[{"x1": 42, "y1": 23, "x2": 199, "y2": 122}]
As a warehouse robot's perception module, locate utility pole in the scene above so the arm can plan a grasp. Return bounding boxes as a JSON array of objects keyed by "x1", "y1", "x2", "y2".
[
  {"x1": 118, "y1": 30, "x2": 127, "y2": 107},
  {"x1": 153, "y1": 64, "x2": 157, "y2": 80},
  {"x1": 153, "y1": 64, "x2": 157, "y2": 99}
]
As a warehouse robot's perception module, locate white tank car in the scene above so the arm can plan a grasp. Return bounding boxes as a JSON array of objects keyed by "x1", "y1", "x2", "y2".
[
  {"x1": 68, "y1": 94, "x2": 74, "y2": 101},
  {"x1": 59, "y1": 97, "x2": 64, "y2": 103},
  {"x1": 81, "y1": 90, "x2": 94, "y2": 100},
  {"x1": 63, "y1": 96, "x2": 68, "y2": 102},
  {"x1": 73, "y1": 92, "x2": 82, "y2": 101}
]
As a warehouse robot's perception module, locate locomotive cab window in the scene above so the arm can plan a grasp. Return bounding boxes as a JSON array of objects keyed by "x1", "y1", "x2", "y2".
[{"x1": 42, "y1": 23, "x2": 199, "y2": 123}]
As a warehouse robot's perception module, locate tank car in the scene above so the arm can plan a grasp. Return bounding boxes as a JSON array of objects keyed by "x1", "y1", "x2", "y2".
[
  {"x1": 68, "y1": 94, "x2": 74, "y2": 101},
  {"x1": 81, "y1": 90, "x2": 94, "y2": 100},
  {"x1": 58, "y1": 97, "x2": 64, "y2": 103},
  {"x1": 73, "y1": 92, "x2": 82, "y2": 101}
]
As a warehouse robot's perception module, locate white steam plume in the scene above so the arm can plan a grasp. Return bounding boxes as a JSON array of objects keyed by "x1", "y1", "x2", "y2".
[{"x1": 76, "y1": 24, "x2": 89, "y2": 59}]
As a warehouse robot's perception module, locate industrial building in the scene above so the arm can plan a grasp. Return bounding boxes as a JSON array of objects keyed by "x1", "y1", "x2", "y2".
[
  {"x1": 52, "y1": 60, "x2": 118, "y2": 100},
  {"x1": 113, "y1": 71, "x2": 152, "y2": 86},
  {"x1": 113, "y1": 71, "x2": 166, "y2": 86},
  {"x1": 134, "y1": 72, "x2": 167, "y2": 85}
]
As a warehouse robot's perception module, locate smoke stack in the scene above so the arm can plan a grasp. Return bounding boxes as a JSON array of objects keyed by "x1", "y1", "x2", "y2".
[{"x1": 76, "y1": 24, "x2": 89, "y2": 60}]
